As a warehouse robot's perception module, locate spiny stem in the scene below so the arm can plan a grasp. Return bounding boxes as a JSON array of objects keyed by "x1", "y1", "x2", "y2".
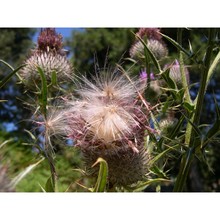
[{"x1": 174, "y1": 28, "x2": 216, "y2": 192}]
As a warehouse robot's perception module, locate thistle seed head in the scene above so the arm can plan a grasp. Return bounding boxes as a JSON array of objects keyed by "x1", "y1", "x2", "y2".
[{"x1": 44, "y1": 69, "x2": 154, "y2": 186}]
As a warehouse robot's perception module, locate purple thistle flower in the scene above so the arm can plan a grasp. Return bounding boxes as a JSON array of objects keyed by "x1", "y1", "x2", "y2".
[
  {"x1": 140, "y1": 70, "x2": 148, "y2": 80},
  {"x1": 150, "y1": 72, "x2": 155, "y2": 80}
]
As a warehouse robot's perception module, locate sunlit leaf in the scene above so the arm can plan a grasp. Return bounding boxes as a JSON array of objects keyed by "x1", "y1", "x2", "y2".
[
  {"x1": 0, "y1": 139, "x2": 13, "y2": 149},
  {"x1": 10, "y1": 157, "x2": 45, "y2": 188}
]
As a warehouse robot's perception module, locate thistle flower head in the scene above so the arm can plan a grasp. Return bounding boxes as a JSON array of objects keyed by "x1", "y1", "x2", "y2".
[
  {"x1": 165, "y1": 59, "x2": 190, "y2": 87},
  {"x1": 130, "y1": 28, "x2": 168, "y2": 60},
  {"x1": 20, "y1": 28, "x2": 73, "y2": 89},
  {"x1": 137, "y1": 28, "x2": 162, "y2": 41},
  {"x1": 20, "y1": 52, "x2": 73, "y2": 87},
  {"x1": 37, "y1": 28, "x2": 63, "y2": 55},
  {"x1": 44, "y1": 68, "x2": 154, "y2": 186},
  {"x1": 82, "y1": 145, "x2": 150, "y2": 186}
]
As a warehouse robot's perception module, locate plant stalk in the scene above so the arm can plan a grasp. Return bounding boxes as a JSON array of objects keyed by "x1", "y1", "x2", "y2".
[{"x1": 173, "y1": 28, "x2": 216, "y2": 191}]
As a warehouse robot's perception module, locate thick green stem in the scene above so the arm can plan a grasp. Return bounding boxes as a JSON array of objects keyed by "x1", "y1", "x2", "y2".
[{"x1": 173, "y1": 28, "x2": 216, "y2": 192}]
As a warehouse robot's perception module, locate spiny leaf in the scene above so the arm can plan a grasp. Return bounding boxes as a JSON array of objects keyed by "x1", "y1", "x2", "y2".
[
  {"x1": 149, "y1": 147, "x2": 172, "y2": 166},
  {"x1": 162, "y1": 68, "x2": 177, "y2": 90},
  {"x1": 160, "y1": 32, "x2": 192, "y2": 58},
  {"x1": 92, "y1": 157, "x2": 108, "y2": 192}
]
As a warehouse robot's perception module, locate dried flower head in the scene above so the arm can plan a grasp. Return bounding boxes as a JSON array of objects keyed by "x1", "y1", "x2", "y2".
[
  {"x1": 45, "y1": 68, "x2": 154, "y2": 186},
  {"x1": 66, "y1": 70, "x2": 151, "y2": 148}
]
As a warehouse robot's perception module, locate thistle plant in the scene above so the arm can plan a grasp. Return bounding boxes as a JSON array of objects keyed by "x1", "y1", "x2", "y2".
[
  {"x1": 1, "y1": 28, "x2": 220, "y2": 192},
  {"x1": 45, "y1": 69, "x2": 155, "y2": 188}
]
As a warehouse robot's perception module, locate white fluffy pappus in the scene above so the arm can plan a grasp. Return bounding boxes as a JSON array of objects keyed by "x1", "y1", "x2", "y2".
[
  {"x1": 76, "y1": 70, "x2": 143, "y2": 103},
  {"x1": 64, "y1": 70, "x2": 151, "y2": 151}
]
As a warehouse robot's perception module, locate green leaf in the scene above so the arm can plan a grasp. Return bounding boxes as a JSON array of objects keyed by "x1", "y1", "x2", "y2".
[
  {"x1": 51, "y1": 70, "x2": 58, "y2": 86},
  {"x1": 92, "y1": 157, "x2": 108, "y2": 192},
  {"x1": 37, "y1": 66, "x2": 48, "y2": 117},
  {"x1": 0, "y1": 65, "x2": 25, "y2": 89},
  {"x1": 160, "y1": 32, "x2": 192, "y2": 58},
  {"x1": 207, "y1": 50, "x2": 220, "y2": 89},
  {"x1": 173, "y1": 148, "x2": 194, "y2": 191},
  {"x1": 183, "y1": 101, "x2": 195, "y2": 113},
  {"x1": 0, "y1": 59, "x2": 14, "y2": 70},
  {"x1": 133, "y1": 178, "x2": 171, "y2": 192},
  {"x1": 162, "y1": 68, "x2": 177, "y2": 90},
  {"x1": 149, "y1": 147, "x2": 172, "y2": 166},
  {"x1": 10, "y1": 158, "x2": 45, "y2": 188},
  {"x1": 45, "y1": 176, "x2": 56, "y2": 192},
  {"x1": 0, "y1": 139, "x2": 13, "y2": 149},
  {"x1": 169, "y1": 115, "x2": 185, "y2": 139}
]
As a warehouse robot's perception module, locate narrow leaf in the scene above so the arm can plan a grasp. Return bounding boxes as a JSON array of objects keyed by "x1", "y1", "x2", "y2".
[
  {"x1": 0, "y1": 59, "x2": 14, "y2": 70},
  {"x1": 37, "y1": 66, "x2": 48, "y2": 117},
  {"x1": 45, "y1": 176, "x2": 55, "y2": 192},
  {"x1": 51, "y1": 70, "x2": 58, "y2": 86},
  {"x1": 0, "y1": 65, "x2": 25, "y2": 89},
  {"x1": 0, "y1": 139, "x2": 13, "y2": 149},
  {"x1": 160, "y1": 33, "x2": 192, "y2": 57},
  {"x1": 92, "y1": 157, "x2": 108, "y2": 192},
  {"x1": 207, "y1": 50, "x2": 220, "y2": 89},
  {"x1": 133, "y1": 178, "x2": 171, "y2": 192},
  {"x1": 10, "y1": 158, "x2": 44, "y2": 188}
]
